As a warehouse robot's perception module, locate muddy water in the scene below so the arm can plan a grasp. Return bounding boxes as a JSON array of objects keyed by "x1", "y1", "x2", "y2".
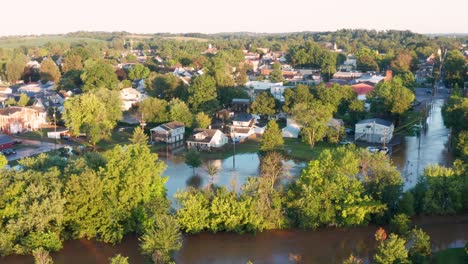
[
  {"x1": 3, "y1": 216, "x2": 467, "y2": 264},
  {"x1": 390, "y1": 99, "x2": 452, "y2": 191}
]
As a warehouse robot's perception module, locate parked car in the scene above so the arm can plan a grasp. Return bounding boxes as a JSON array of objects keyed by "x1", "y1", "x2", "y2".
[
  {"x1": 367, "y1": 146, "x2": 380, "y2": 153},
  {"x1": 339, "y1": 140, "x2": 352, "y2": 145},
  {"x1": 367, "y1": 146, "x2": 390, "y2": 155},
  {"x1": 1, "y1": 149, "x2": 16, "y2": 155},
  {"x1": 13, "y1": 139, "x2": 22, "y2": 145},
  {"x1": 345, "y1": 128, "x2": 354, "y2": 135}
]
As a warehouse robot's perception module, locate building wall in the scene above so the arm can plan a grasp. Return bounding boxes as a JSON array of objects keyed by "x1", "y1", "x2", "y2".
[{"x1": 355, "y1": 123, "x2": 394, "y2": 143}]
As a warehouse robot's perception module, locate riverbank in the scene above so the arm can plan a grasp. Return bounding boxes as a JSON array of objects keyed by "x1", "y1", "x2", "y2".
[{"x1": 2, "y1": 215, "x2": 466, "y2": 264}]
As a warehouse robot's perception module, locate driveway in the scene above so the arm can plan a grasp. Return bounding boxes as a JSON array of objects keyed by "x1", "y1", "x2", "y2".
[{"x1": 6, "y1": 139, "x2": 69, "y2": 161}]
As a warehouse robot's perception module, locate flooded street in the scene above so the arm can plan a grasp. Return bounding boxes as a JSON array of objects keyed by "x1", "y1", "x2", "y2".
[{"x1": 391, "y1": 98, "x2": 452, "y2": 190}]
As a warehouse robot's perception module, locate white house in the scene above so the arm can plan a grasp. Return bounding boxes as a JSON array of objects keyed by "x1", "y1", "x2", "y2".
[
  {"x1": 18, "y1": 83, "x2": 42, "y2": 96},
  {"x1": 120, "y1": 87, "x2": 145, "y2": 111},
  {"x1": 282, "y1": 118, "x2": 303, "y2": 138},
  {"x1": 355, "y1": 118, "x2": 394, "y2": 144},
  {"x1": 0, "y1": 87, "x2": 12, "y2": 95},
  {"x1": 186, "y1": 129, "x2": 228, "y2": 151},
  {"x1": 230, "y1": 113, "x2": 256, "y2": 142},
  {"x1": 150, "y1": 121, "x2": 185, "y2": 144},
  {"x1": 246, "y1": 81, "x2": 283, "y2": 92},
  {"x1": 270, "y1": 85, "x2": 293, "y2": 102}
]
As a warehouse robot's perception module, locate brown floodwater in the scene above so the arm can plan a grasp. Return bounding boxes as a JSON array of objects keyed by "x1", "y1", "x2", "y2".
[{"x1": 3, "y1": 215, "x2": 467, "y2": 264}]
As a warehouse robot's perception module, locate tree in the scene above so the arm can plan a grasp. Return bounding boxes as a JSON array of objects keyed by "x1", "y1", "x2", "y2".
[
  {"x1": 444, "y1": 50, "x2": 467, "y2": 88},
  {"x1": 260, "y1": 119, "x2": 284, "y2": 152},
  {"x1": 282, "y1": 85, "x2": 314, "y2": 114},
  {"x1": 408, "y1": 228, "x2": 431, "y2": 264},
  {"x1": 57, "y1": 69, "x2": 83, "y2": 90},
  {"x1": 62, "y1": 54, "x2": 83, "y2": 72},
  {"x1": 147, "y1": 73, "x2": 186, "y2": 100},
  {"x1": 320, "y1": 51, "x2": 337, "y2": 80},
  {"x1": 138, "y1": 97, "x2": 169, "y2": 123},
  {"x1": 33, "y1": 248, "x2": 54, "y2": 264},
  {"x1": 169, "y1": 99, "x2": 193, "y2": 127},
  {"x1": 81, "y1": 60, "x2": 119, "y2": 91},
  {"x1": 342, "y1": 254, "x2": 363, "y2": 264},
  {"x1": 269, "y1": 62, "x2": 284, "y2": 83},
  {"x1": 63, "y1": 91, "x2": 122, "y2": 146},
  {"x1": 188, "y1": 75, "x2": 218, "y2": 113},
  {"x1": 205, "y1": 162, "x2": 219, "y2": 186},
  {"x1": 185, "y1": 149, "x2": 201, "y2": 174},
  {"x1": 139, "y1": 214, "x2": 182, "y2": 264},
  {"x1": 250, "y1": 92, "x2": 276, "y2": 118},
  {"x1": 371, "y1": 76, "x2": 415, "y2": 117},
  {"x1": 40, "y1": 59, "x2": 61, "y2": 83},
  {"x1": 398, "y1": 192, "x2": 415, "y2": 216},
  {"x1": 5, "y1": 97, "x2": 17, "y2": 106},
  {"x1": 195, "y1": 112, "x2": 212, "y2": 129},
  {"x1": 5, "y1": 54, "x2": 27, "y2": 83},
  {"x1": 175, "y1": 189, "x2": 210, "y2": 233},
  {"x1": 0, "y1": 154, "x2": 6, "y2": 168},
  {"x1": 292, "y1": 101, "x2": 334, "y2": 148},
  {"x1": 17, "y1": 93, "x2": 30, "y2": 106},
  {"x1": 287, "y1": 147, "x2": 385, "y2": 228},
  {"x1": 130, "y1": 126, "x2": 148, "y2": 145},
  {"x1": 374, "y1": 234, "x2": 410, "y2": 264},
  {"x1": 389, "y1": 214, "x2": 411, "y2": 236},
  {"x1": 109, "y1": 254, "x2": 129, "y2": 264},
  {"x1": 128, "y1": 64, "x2": 150, "y2": 80}
]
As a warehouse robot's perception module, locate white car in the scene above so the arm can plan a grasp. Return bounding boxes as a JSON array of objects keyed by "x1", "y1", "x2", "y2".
[{"x1": 367, "y1": 146, "x2": 390, "y2": 155}]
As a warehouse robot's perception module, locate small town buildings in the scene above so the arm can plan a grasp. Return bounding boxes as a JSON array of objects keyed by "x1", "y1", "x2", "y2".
[
  {"x1": 246, "y1": 81, "x2": 283, "y2": 92},
  {"x1": 150, "y1": 121, "x2": 185, "y2": 144},
  {"x1": 282, "y1": 118, "x2": 302, "y2": 138},
  {"x1": 18, "y1": 82, "x2": 42, "y2": 96},
  {"x1": 0, "y1": 134, "x2": 14, "y2": 150},
  {"x1": 120, "y1": 87, "x2": 144, "y2": 111},
  {"x1": 355, "y1": 118, "x2": 394, "y2": 144},
  {"x1": 186, "y1": 129, "x2": 228, "y2": 151},
  {"x1": 351, "y1": 83, "x2": 375, "y2": 101},
  {"x1": 231, "y1": 98, "x2": 251, "y2": 113},
  {"x1": 0, "y1": 106, "x2": 47, "y2": 134},
  {"x1": 230, "y1": 113, "x2": 256, "y2": 142},
  {"x1": 332, "y1": 71, "x2": 363, "y2": 81},
  {"x1": 0, "y1": 87, "x2": 12, "y2": 95}
]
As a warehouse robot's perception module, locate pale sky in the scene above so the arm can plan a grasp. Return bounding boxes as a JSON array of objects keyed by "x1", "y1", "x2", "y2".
[{"x1": 1, "y1": 0, "x2": 467, "y2": 36}]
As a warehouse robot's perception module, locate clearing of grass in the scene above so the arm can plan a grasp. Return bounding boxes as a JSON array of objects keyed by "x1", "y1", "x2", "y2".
[
  {"x1": 432, "y1": 248, "x2": 466, "y2": 264},
  {"x1": 161, "y1": 36, "x2": 209, "y2": 42},
  {"x1": 0, "y1": 35, "x2": 105, "y2": 48}
]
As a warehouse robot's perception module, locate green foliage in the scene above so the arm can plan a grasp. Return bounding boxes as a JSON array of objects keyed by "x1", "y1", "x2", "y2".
[
  {"x1": 40, "y1": 59, "x2": 61, "y2": 83},
  {"x1": 175, "y1": 189, "x2": 211, "y2": 233},
  {"x1": 398, "y1": 192, "x2": 415, "y2": 216},
  {"x1": 292, "y1": 101, "x2": 334, "y2": 148},
  {"x1": 63, "y1": 90, "x2": 122, "y2": 145},
  {"x1": 185, "y1": 149, "x2": 202, "y2": 173},
  {"x1": 217, "y1": 87, "x2": 249, "y2": 107},
  {"x1": 146, "y1": 73, "x2": 187, "y2": 100},
  {"x1": 109, "y1": 254, "x2": 129, "y2": 264},
  {"x1": 374, "y1": 234, "x2": 410, "y2": 264},
  {"x1": 5, "y1": 53, "x2": 27, "y2": 82},
  {"x1": 57, "y1": 69, "x2": 83, "y2": 90},
  {"x1": 195, "y1": 112, "x2": 212, "y2": 129},
  {"x1": 138, "y1": 97, "x2": 169, "y2": 123},
  {"x1": 371, "y1": 76, "x2": 415, "y2": 116},
  {"x1": 81, "y1": 60, "x2": 119, "y2": 91},
  {"x1": 128, "y1": 64, "x2": 150, "y2": 80},
  {"x1": 62, "y1": 54, "x2": 83, "y2": 72},
  {"x1": 169, "y1": 98, "x2": 193, "y2": 127},
  {"x1": 342, "y1": 254, "x2": 363, "y2": 264},
  {"x1": 282, "y1": 84, "x2": 314, "y2": 114},
  {"x1": 17, "y1": 93, "x2": 30, "y2": 106},
  {"x1": 188, "y1": 75, "x2": 218, "y2": 113},
  {"x1": 130, "y1": 126, "x2": 148, "y2": 145},
  {"x1": 260, "y1": 119, "x2": 284, "y2": 152},
  {"x1": 250, "y1": 92, "x2": 276, "y2": 117},
  {"x1": 287, "y1": 146, "x2": 385, "y2": 229},
  {"x1": 32, "y1": 248, "x2": 54, "y2": 264},
  {"x1": 269, "y1": 62, "x2": 284, "y2": 83},
  {"x1": 0, "y1": 155, "x2": 7, "y2": 168},
  {"x1": 139, "y1": 214, "x2": 182, "y2": 264},
  {"x1": 389, "y1": 213, "x2": 411, "y2": 236},
  {"x1": 444, "y1": 50, "x2": 467, "y2": 88},
  {"x1": 408, "y1": 227, "x2": 431, "y2": 264}
]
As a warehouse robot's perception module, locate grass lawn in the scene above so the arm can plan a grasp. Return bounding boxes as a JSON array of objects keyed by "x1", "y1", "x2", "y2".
[
  {"x1": 284, "y1": 138, "x2": 337, "y2": 161},
  {"x1": 432, "y1": 248, "x2": 466, "y2": 264},
  {"x1": 13, "y1": 131, "x2": 64, "y2": 144},
  {"x1": 95, "y1": 129, "x2": 133, "y2": 151},
  {"x1": 0, "y1": 36, "x2": 104, "y2": 48}
]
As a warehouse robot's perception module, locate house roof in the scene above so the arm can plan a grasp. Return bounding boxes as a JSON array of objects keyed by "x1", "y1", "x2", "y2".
[
  {"x1": 0, "y1": 107, "x2": 23, "y2": 116},
  {"x1": 352, "y1": 83, "x2": 374, "y2": 95},
  {"x1": 233, "y1": 113, "x2": 253, "y2": 122},
  {"x1": 357, "y1": 118, "x2": 393, "y2": 127},
  {"x1": 187, "y1": 129, "x2": 219, "y2": 143},
  {"x1": 160, "y1": 121, "x2": 185, "y2": 131},
  {"x1": 232, "y1": 98, "x2": 250, "y2": 104},
  {"x1": 0, "y1": 134, "x2": 13, "y2": 145}
]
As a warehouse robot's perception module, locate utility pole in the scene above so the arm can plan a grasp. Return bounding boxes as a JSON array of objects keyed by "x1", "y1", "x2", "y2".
[
  {"x1": 53, "y1": 107, "x2": 57, "y2": 151},
  {"x1": 382, "y1": 128, "x2": 387, "y2": 149}
]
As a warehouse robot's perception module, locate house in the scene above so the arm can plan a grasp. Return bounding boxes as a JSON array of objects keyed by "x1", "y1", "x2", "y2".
[
  {"x1": 0, "y1": 87, "x2": 12, "y2": 95},
  {"x1": 0, "y1": 134, "x2": 14, "y2": 150},
  {"x1": 216, "y1": 109, "x2": 234, "y2": 120},
  {"x1": 186, "y1": 129, "x2": 228, "y2": 151},
  {"x1": 333, "y1": 71, "x2": 363, "y2": 81},
  {"x1": 120, "y1": 87, "x2": 144, "y2": 111},
  {"x1": 231, "y1": 98, "x2": 251, "y2": 113},
  {"x1": 246, "y1": 81, "x2": 283, "y2": 92},
  {"x1": 18, "y1": 82, "x2": 42, "y2": 96},
  {"x1": 282, "y1": 118, "x2": 303, "y2": 138},
  {"x1": 351, "y1": 83, "x2": 374, "y2": 101},
  {"x1": 355, "y1": 118, "x2": 394, "y2": 144},
  {"x1": 150, "y1": 121, "x2": 185, "y2": 144},
  {"x1": 230, "y1": 113, "x2": 256, "y2": 142},
  {"x1": 0, "y1": 106, "x2": 47, "y2": 134}
]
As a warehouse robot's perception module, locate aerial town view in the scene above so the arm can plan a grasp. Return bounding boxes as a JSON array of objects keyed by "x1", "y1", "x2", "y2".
[{"x1": 0, "y1": 0, "x2": 467, "y2": 263}]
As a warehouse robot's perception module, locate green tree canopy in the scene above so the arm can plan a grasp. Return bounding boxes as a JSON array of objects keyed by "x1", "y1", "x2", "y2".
[
  {"x1": 371, "y1": 76, "x2": 415, "y2": 116},
  {"x1": 260, "y1": 119, "x2": 284, "y2": 152},
  {"x1": 127, "y1": 64, "x2": 150, "y2": 80},
  {"x1": 138, "y1": 97, "x2": 169, "y2": 123},
  {"x1": 169, "y1": 98, "x2": 193, "y2": 127},
  {"x1": 292, "y1": 101, "x2": 334, "y2": 148},
  {"x1": 81, "y1": 60, "x2": 119, "y2": 92},
  {"x1": 188, "y1": 75, "x2": 218, "y2": 113},
  {"x1": 250, "y1": 92, "x2": 276, "y2": 118},
  {"x1": 40, "y1": 59, "x2": 61, "y2": 83},
  {"x1": 195, "y1": 112, "x2": 212, "y2": 129},
  {"x1": 374, "y1": 234, "x2": 410, "y2": 264}
]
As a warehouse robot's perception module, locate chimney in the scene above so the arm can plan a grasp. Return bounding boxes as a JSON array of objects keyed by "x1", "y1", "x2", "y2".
[{"x1": 385, "y1": 70, "x2": 392, "y2": 81}]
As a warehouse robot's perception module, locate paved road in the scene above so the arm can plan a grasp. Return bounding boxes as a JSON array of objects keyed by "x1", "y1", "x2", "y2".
[{"x1": 6, "y1": 139, "x2": 68, "y2": 161}]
